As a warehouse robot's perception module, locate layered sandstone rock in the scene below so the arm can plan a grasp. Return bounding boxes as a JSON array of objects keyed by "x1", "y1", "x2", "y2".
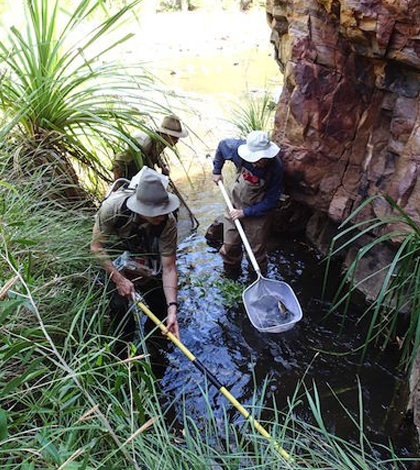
[
  {"x1": 267, "y1": 0, "x2": 420, "y2": 228},
  {"x1": 266, "y1": 0, "x2": 420, "y2": 434}
]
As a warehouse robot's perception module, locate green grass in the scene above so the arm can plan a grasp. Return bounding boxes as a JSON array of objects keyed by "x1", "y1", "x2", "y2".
[
  {"x1": 0, "y1": 3, "x2": 417, "y2": 464},
  {"x1": 324, "y1": 194, "x2": 420, "y2": 370},
  {"x1": 0, "y1": 170, "x2": 417, "y2": 469}
]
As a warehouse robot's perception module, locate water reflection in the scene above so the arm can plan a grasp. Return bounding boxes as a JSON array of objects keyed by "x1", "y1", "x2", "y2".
[{"x1": 156, "y1": 170, "x2": 418, "y2": 457}]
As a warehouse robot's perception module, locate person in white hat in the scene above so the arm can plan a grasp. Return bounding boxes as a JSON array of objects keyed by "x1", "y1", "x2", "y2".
[
  {"x1": 212, "y1": 130, "x2": 284, "y2": 278},
  {"x1": 91, "y1": 167, "x2": 181, "y2": 356},
  {"x1": 112, "y1": 114, "x2": 188, "y2": 181}
]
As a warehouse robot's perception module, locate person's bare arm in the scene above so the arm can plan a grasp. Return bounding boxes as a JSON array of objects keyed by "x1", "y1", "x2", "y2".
[
  {"x1": 91, "y1": 225, "x2": 135, "y2": 299},
  {"x1": 161, "y1": 253, "x2": 179, "y2": 339}
]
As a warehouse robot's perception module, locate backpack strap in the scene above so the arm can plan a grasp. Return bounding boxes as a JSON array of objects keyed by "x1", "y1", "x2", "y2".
[{"x1": 114, "y1": 196, "x2": 134, "y2": 229}]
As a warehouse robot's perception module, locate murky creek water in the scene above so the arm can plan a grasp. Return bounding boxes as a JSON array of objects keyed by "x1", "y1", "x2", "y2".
[{"x1": 148, "y1": 172, "x2": 418, "y2": 459}]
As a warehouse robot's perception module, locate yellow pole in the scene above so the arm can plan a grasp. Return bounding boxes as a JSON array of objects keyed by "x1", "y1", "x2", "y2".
[{"x1": 136, "y1": 300, "x2": 292, "y2": 462}]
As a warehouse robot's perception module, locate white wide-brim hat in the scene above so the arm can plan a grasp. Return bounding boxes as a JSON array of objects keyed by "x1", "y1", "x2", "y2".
[
  {"x1": 158, "y1": 114, "x2": 188, "y2": 138},
  {"x1": 238, "y1": 130, "x2": 280, "y2": 163},
  {"x1": 127, "y1": 167, "x2": 179, "y2": 217}
]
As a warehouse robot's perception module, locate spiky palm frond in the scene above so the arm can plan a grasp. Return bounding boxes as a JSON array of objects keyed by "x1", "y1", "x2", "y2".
[{"x1": 0, "y1": 0, "x2": 165, "y2": 195}]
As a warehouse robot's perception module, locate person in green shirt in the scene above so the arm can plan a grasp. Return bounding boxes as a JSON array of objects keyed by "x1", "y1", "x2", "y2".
[
  {"x1": 112, "y1": 114, "x2": 188, "y2": 180},
  {"x1": 91, "y1": 168, "x2": 180, "y2": 357}
]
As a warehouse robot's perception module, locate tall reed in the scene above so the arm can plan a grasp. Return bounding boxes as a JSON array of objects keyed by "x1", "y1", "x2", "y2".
[
  {"x1": 1, "y1": 172, "x2": 415, "y2": 468},
  {"x1": 324, "y1": 195, "x2": 420, "y2": 370}
]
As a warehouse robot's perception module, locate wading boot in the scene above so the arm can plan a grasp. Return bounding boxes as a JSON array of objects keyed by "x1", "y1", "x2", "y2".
[{"x1": 223, "y1": 263, "x2": 242, "y2": 281}]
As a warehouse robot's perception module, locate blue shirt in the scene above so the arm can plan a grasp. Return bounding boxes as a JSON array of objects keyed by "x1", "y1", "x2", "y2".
[{"x1": 213, "y1": 139, "x2": 284, "y2": 218}]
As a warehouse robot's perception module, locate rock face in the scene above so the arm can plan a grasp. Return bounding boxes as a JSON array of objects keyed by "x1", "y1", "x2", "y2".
[
  {"x1": 267, "y1": 0, "x2": 420, "y2": 229},
  {"x1": 266, "y1": 0, "x2": 420, "y2": 436}
]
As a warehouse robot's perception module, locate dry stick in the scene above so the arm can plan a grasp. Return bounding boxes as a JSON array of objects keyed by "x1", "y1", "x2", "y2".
[
  {"x1": 121, "y1": 354, "x2": 148, "y2": 364},
  {"x1": 1, "y1": 254, "x2": 142, "y2": 470},
  {"x1": 0, "y1": 275, "x2": 19, "y2": 300},
  {"x1": 57, "y1": 448, "x2": 85, "y2": 470},
  {"x1": 77, "y1": 405, "x2": 100, "y2": 423},
  {"x1": 123, "y1": 417, "x2": 159, "y2": 446}
]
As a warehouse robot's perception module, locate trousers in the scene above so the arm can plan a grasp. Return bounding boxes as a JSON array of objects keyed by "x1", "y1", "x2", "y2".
[
  {"x1": 106, "y1": 277, "x2": 167, "y2": 358},
  {"x1": 220, "y1": 212, "x2": 272, "y2": 271}
]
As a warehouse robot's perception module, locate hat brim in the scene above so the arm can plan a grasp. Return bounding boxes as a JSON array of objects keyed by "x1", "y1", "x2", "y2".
[
  {"x1": 157, "y1": 126, "x2": 188, "y2": 138},
  {"x1": 126, "y1": 192, "x2": 180, "y2": 217},
  {"x1": 237, "y1": 142, "x2": 280, "y2": 163}
]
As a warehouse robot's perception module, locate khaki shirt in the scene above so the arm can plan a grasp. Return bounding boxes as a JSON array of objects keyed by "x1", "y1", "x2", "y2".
[
  {"x1": 115, "y1": 131, "x2": 165, "y2": 166},
  {"x1": 94, "y1": 190, "x2": 177, "y2": 258}
]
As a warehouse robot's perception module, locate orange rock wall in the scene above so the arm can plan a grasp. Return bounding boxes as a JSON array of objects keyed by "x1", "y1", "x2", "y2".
[{"x1": 267, "y1": 0, "x2": 420, "y2": 225}]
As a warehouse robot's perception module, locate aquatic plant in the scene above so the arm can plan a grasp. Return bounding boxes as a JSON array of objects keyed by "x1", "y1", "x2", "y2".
[
  {"x1": 214, "y1": 278, "x2": 243, "y2": 308},
  {"x1": 324, "y1": 194, "x2": 420, "y2": 370}
]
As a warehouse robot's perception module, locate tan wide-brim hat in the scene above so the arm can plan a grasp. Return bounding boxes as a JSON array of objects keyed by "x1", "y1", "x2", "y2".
[
  {"x1": 127, "y1": 167, "x2": 180, "y2": 217},
  {"x1": 158, "y1": 114, "x2": 188, "y2": 138},
  {"x1": 238, "y1": 130, "x2": 280, "y2": 163}
]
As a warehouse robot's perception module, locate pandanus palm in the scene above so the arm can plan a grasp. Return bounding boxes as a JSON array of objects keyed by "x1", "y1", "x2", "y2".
[{"x1": 0, "y1": 0, "x2": 162, "y2": 200}]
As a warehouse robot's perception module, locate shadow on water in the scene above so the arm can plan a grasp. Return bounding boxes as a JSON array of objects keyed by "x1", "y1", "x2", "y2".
[{"x1": 155, "y1": 171, "x2": 418, "y2": 459}]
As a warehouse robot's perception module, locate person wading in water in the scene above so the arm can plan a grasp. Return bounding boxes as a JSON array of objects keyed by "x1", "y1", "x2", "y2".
[
  {"x1": 91, "y1": 167, "x2": 180, "y2": 357},
  {"x1": 212, "y1": 130, "x2": 283, "y2": 279}
]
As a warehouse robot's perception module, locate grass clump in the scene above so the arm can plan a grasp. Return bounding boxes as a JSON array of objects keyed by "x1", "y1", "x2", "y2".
[
  {"x1": 0, "y1": 167, "x2": 417, "y2": 468},
  {"x1": 228, "y1": 90, "x2": 277, "y2": 138},
  {"x1": 324, "y1": 194, "x2": 420, "y2": 370}
]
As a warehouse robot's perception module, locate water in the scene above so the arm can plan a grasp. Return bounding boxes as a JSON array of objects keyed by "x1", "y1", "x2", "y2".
[
  {"x1": 154, "y1": 171, "x2": 418, "y2": 459},
  {"x1": 132, "y1": 10, "x2": 281, "y2": 95}
]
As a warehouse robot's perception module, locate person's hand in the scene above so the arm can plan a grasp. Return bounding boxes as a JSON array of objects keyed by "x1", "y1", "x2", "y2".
[
  {"x1": 114, "y1": 272, "x2": 135, "y2": 299},
  {"x1": 212, "y1": 174, "x2": 222, "y2": 184},
  {"x1": 229, "y1": 209, "x2": 244, "y2": 221},
  {"x1": 165, "y1": 304, "x2": 180, "y2": 339}
]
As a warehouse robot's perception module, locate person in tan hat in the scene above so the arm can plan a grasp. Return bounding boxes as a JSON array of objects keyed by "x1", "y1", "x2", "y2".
[
  {"x1": 91, "y1": 167, "x2": 181, "y2": 357},
  {"x1": 212, "y1": 130, "x2": 284, "y2": 278},
  {"x1": 113, "y1": 114, "x2": 188, "y2": 180}
]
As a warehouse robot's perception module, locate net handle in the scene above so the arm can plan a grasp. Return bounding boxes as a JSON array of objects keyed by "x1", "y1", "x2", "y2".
[{"x1": 218, "y1": 181, "x2": 261, "y2": 276}]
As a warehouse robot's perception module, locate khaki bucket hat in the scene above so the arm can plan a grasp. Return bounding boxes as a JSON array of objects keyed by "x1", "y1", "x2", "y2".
[
  {"x1": 127, "y1": 168, "x2": 179, "y2": 217},
  {"x1": 158, "y1": 114, "x2": 188, "y2": 138}
]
